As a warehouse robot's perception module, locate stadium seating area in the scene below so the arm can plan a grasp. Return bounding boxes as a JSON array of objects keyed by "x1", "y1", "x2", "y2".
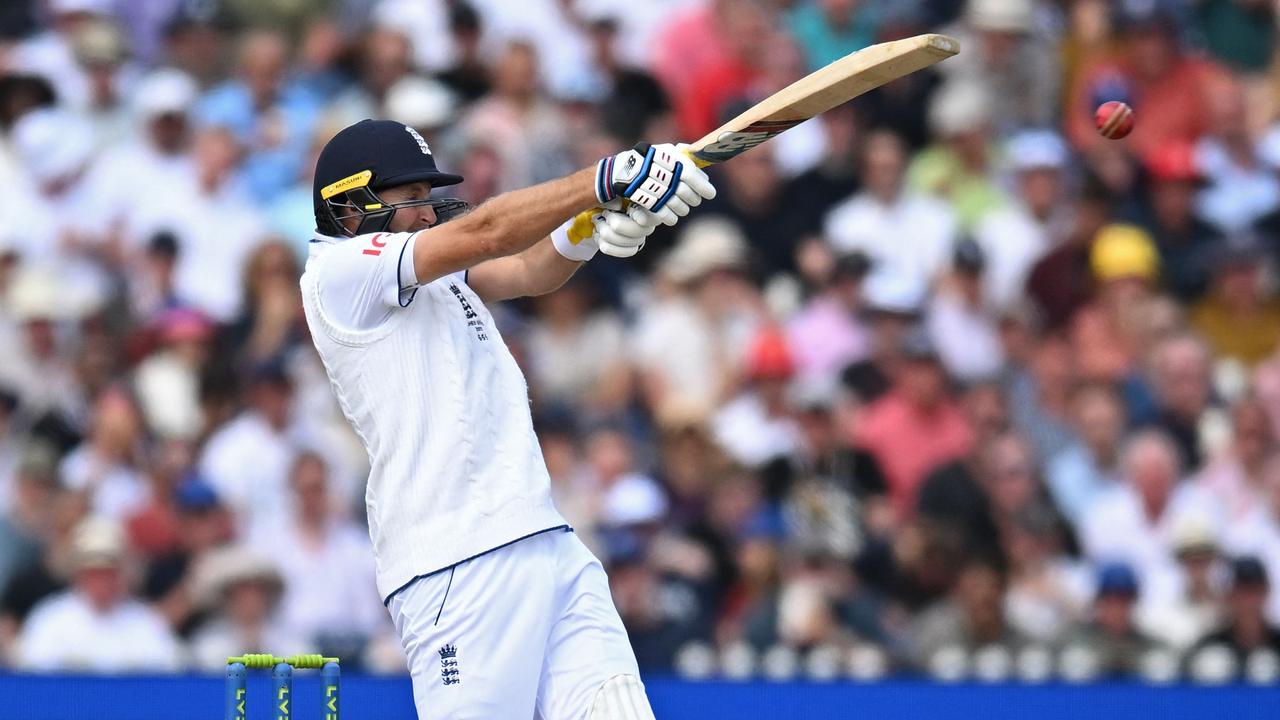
[{"x1": 2, "y1": 0, "x2": 1280, "y2": 686}]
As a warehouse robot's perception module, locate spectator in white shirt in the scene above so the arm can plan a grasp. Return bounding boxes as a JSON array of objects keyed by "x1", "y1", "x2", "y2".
[
  {"x1": 927, "y1": 237, "x2": 1005, "y2": 383},
  {"x1": 1196, "y1": 79, "x2": 1279, "y2": 234},
  {"x1": 79, "y1": 67, "x2": 199, "y2": 259},
  {"x1": 1223, "y1": 448, "x2": 1280, "y2": 623},
  {"x1": 1081, "y1": 429, "x2": 1224, "y2": 618},
  {"x1": 632, "y1": 218, "x2": 764, "y2": 419},
  {"x1": 713, "y1": 327, "x2": 803, "y2": 469},
  {"x1": 15, "y1": 516, "x2": 182, "y2": 672},
  {"x1": 525, "y1": 277, "x2": 631, "y2": 419},
  {"x1": 250, "y1": 453, "x2": 387, "y2": 659},
  {"x1": 823, "y1": 129, "x2": 957, "y2": 285},
  {"x1": 974, "y1": 130, "x2": 1071, "y2": 308},
  {"x1": 188, "y1": 544, "x2": 305, "y2": 672},
  {"x1": 169, "y1": 126, "x2": 269, "y2": 321},
  {"x1": 59, "y1": 387, "x2": 147, "y2": 522},
  {"x1": 1198, "y1": 397, "x2": 1277, "y2": 523},
  {"x1": 1046, "y1": 383, "x2": 1128, "y2": 527},
  {"x1": 198, "y1": 361, "x2": 300, "y2": 536}
]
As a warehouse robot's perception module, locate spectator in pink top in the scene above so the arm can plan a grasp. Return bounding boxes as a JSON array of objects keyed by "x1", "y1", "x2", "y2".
[{"x1": 853, "y1": 330, "x2": 975, "y2": 520}]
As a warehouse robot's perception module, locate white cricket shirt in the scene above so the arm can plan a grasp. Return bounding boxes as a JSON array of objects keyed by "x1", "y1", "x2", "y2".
[{"x1": 300, "y1": 231, "x2": 566, "y2": 602}]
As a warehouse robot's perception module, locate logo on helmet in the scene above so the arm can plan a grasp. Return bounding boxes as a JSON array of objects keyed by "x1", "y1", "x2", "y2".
[{"x1": 405, "y1": 126, "x2": 432, "y2": 156}]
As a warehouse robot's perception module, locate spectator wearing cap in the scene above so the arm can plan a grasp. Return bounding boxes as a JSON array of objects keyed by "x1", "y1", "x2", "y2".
[
  {"x1": 136, "y1": 475, "x2": 234, "y2": 629},
  {"x1": 584, "y1": 429, "x2": 670, "y2": 543},
  {"x1": 0, "y1": 446, "x2": 61, "y2": 600},
  {"x1": 15, "y1": 516, "x2": 183, "y2": 671},
  {"x1": 0, "y1": 266, "x2": 110, "y2": 429},
  {"x1": 927, "y1": 237, "x2": 1005, "y2": 383},
  {"x1": 841, "y1": 268, "x2": 927, "y2": 404},
  {"x1": 1069, "y1": 562, "x2": 1163, "y2": 677},
  {"x1": 854, "y1": 329, "x2": 975, "y2": 520},
  {"x1": 1066, "y1": 4, "x2": 1232, "y2": 156},
  {"x1": 58, "y1": 387, "x2": 148, "y2": 522},
  {"x1": 1046, "y1": 383, "x2": 1128, "y2": 527},
  {"x1": 1140, "y1": 141, "x2": 1221, "y2": 301},
  {"x1": 6, "y1": 0, "x2": 115, "y2": 111},
  {"x1": 1081, "y1": 430, "x2": 1224, "y2": 618},
  {"x1": 824, "y1": 129, "x2": 958, "y2": 285},
  {"x1": 78, "y1": 67, "x2": 199, "y2": 254},
  {"x1": 973, "y1": 130, "x2": 1071, "y2": 308},
  {"x1": 6, "y1": 107, "x2": 115, "y2": 298},
  {"x1": 632, "y1": 218, "x2": 763, "y2": 419},
  {"x1": 908, "y1": 80, "x2": 1005, "y2": 229},
  {"x1": 1222, "y1": 448, "x2": 1280, "y2": 623},
  {"x1": 250, "y1": 452, "x2": 388, "y2": 662},
  {"x1": 1142, "y1": 519, "x2": 1224, "y2": 651},
  {"x1": 712, "y1": 327, "x2": 803, "y2": 469},
  {"x1": 787, "y1": 248, "x2": 872, "y2": 385},
  {"x1": 1024, "y1": 188, "x2": 1112, "y2": 329},
  {"x1": 1189, "y1": 241, "x2": 1280, "y2": 367},
  {"x1": 1195, "y1": 79, "x2": 1280, "y2": 234},
  {"x1": 935, "y1": 0, "x2": 1061, "y2": 131},
  {"x1": 197, "y1": 360, "x2": 301, "y2": 536},
  {"x1": 161, "y1": 0, "x2": 236, "y2": 87},
  {"x1": 188, "y1": 543, "x2": 304, "y2": 671},
  {"x1": 196, "y1": 28, "x2": 323, "y2": 198},
  {"x1": 1070, "y1": 224, "x2": 1160, "y2": 382},
  {"x1": 1191, "y1": 556, "x2": 1280, "y2": 667},
  {"x1": 696, "y1": 142, "x2": 823, "y2": 279}
]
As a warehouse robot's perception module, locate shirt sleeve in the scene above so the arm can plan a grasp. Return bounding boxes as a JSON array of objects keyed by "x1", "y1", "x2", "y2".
[{"x1": 313, "y1": 231, "x2": 421, "y2": 332}]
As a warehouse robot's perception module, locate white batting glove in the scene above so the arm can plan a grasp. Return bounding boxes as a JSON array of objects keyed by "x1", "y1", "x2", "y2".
[
  {"x1": 551, "y1": 203, "x2": 662, "y2": 261},
  {"x1": 595, "y1": 143, "x2": 717, "y2": 226},
  {"x1": 594, "y1": 200, "x2": 662, "y2": 258}
]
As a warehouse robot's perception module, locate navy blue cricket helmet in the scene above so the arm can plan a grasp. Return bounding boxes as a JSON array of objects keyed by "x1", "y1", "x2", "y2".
[{"x1": 313, "y1": 119, "x2": 467, "y2": 237}]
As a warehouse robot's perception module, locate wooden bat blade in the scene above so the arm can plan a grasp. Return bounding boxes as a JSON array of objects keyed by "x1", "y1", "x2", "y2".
[{"x1": 688, "y1": 34, "x2": 960, "y2": 166}]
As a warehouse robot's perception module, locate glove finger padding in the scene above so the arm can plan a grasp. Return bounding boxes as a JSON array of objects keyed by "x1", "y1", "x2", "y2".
[
  {"x1": 626, "y1": 204, "x2": 663, "y2": 230},
  {"x1": 601, "y1": 210, "x2": 651, "y2": 239},
  {"x1": 662, "y1": 195, "x2": 692, "y2": 219},
  {"x1": 674, "y1": 144, "x2": 717, "y2": 201},
  {"x1": 595, "y1": 208, "x2": 654, "y2": 259}
]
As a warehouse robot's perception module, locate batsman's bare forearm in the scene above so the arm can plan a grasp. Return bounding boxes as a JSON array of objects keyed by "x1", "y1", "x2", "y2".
[
  {"x1": 467, "y1": 237, "x2": 583, "y2": 302},
  {"x1": 412, "y1": 168, "x2": 597, "y2": 286}
]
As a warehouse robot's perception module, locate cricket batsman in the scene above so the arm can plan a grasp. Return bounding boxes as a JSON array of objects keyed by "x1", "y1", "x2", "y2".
[{"x1": 300, "y1": 118, "x2": 715, "y2": 718}]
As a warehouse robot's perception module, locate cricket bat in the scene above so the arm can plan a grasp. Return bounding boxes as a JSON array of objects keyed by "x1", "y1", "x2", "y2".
[
  {"x1": 582, "y1": 33, "x2": 960, "y2": 253},
  {"x1": 685, "y1": 33, "x2": 960, "y2": 167}
]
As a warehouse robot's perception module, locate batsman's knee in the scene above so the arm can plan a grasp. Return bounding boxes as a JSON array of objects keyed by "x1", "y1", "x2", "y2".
[{"x1": 587, "y1": 674, "x2": 655, "y2": 720}]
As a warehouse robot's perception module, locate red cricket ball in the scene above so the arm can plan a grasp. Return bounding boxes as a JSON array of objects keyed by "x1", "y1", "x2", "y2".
[{"x1": 1095, "y1": 101, "x2": 1135, "y2": 140}]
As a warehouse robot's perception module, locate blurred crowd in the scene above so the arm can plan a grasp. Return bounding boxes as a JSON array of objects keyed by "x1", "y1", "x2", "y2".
[{"x1": 3, "y1": 0, "x2": 1280, "y2": 683}]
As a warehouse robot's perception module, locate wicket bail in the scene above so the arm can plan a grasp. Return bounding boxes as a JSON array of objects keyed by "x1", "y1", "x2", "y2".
[{"x1": 225, "y1": 655, "x2": 340, "y2": 720}]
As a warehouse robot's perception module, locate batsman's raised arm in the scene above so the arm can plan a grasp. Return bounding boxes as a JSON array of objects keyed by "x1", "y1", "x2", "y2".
[{"x1": 428, "y1": 142, "x2": 715, "y2": 301}]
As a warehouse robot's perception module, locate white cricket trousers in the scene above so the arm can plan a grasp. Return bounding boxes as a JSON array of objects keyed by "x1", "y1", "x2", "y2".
[{"x1": 386, "y1": 527, "x2": 644, "y2": 719}]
